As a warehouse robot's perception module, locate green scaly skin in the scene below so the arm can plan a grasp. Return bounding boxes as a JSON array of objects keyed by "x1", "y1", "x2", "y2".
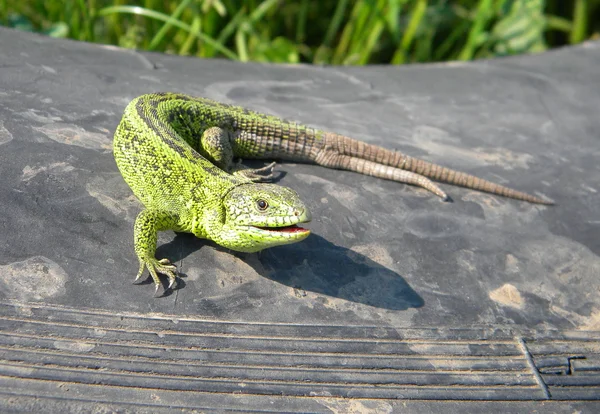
[
  {"x1": 113, "y1": 93, "x2": 311, "y2": 296},
  {"x1": 114, "y1": 92, "x2": 553, "y2": 294}
]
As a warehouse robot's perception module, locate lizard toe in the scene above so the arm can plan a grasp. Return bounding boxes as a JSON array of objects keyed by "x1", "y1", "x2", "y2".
[
  {"x1": 134, "y1": 257, "x2": 179, "y2": 296},
  {"x1": 153, "y1": 283, "x2": 163, "y2": 298},
  {"x1": 168, "y1": 276, "x2": 178, "y2": 290}
]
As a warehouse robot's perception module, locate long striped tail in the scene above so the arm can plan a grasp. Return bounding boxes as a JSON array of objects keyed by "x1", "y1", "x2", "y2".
[{"x1": 314, "y1": 132, "x2": 553, "y2": 205}]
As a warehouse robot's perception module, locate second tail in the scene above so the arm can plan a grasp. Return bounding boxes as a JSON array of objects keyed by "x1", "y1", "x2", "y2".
[{"x1": 314, "y1": 132, "x2": 553, "y2": 205}]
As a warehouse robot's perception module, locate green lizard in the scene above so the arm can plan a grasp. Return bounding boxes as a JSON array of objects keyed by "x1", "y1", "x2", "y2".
[{"x1": 113, "y1": 92, "x2": 553, "y2": 295}]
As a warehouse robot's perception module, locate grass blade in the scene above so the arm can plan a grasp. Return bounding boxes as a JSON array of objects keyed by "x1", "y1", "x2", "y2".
[{"x1": 97, "y1": 5, "x2": 238, "y2": 60}]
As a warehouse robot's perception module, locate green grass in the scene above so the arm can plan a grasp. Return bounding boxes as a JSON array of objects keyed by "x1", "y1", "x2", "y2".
[{"x1": 1, "y1": 0, "x2": 599, "y2": 65}]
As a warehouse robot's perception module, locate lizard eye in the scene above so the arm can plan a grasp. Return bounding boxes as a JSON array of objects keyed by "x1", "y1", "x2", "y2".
[{"x1": 256, "y1": 199, "x2": 268, "y2": 211}]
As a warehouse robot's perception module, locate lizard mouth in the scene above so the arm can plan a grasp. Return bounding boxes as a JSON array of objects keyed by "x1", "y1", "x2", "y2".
[
  {"x1": 253, "y1": 224, "x2": 310, "y2": 234},
  {"x1": 247, "y1": 207, "x2": 312, "y2": 236}
]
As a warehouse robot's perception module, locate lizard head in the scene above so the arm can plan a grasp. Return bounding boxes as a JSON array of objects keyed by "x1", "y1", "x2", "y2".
[{"x1": 220, "y1": 183, "x2": 312, "y2": 253}]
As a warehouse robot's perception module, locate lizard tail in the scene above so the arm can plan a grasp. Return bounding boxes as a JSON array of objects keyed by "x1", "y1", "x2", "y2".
[{"x1": 320, "y1": 132, "x2": 554, "y2": 205}]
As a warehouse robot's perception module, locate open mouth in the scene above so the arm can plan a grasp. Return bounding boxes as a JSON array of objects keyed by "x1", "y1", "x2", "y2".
[{"x1": 254, "y1": 224, "x2": 309, "y2": 234}]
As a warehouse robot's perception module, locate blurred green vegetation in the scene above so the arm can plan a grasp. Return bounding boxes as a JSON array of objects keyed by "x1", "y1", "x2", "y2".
[{"x1": 1, "y1": 0, "x2": 598, "y2": 65}]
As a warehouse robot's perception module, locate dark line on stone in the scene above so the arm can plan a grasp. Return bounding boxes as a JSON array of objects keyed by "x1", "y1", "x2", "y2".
[{"x1": 516, "y1": 337, "x2": 551, "y2": 399}]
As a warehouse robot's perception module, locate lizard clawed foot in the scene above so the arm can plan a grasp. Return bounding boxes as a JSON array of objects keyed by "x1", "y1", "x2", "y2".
[
  {"x1": 134, "y1": 257, "x2": 178, "y2": 297},
  {"x1": 232, "y1": 161, "x2": 276, "y2": 182}
]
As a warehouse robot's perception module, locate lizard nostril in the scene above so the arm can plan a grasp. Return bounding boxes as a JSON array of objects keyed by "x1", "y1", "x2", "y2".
[{"x1": 294, "y1": 210, "x2": 300, "y2": 216}]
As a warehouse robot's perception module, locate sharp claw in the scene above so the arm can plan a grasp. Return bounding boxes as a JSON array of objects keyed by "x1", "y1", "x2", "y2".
[
  {"x1": 133, "y1": 272, "x2": 146, "y2": 284},
  {"x1": 133, "y1": 261, "x2": 145, "y2": 284},
  {"x1": 134, "y1": 258, "x2": 179, "y2": 295},
  {"x1": 153, "y1": 283, "x2": 163, "y2": 298},
  {"x1": 168, "y1": 276, "x2": 177, "y2": 289}
]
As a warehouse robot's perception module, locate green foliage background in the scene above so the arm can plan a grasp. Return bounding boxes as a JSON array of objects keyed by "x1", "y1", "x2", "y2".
[{"x1": 1, "y1": 0, "x2": 599, "y2": 65}]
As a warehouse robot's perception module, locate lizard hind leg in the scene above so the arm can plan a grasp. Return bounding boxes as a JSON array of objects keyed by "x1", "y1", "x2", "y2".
[
  {"x1": 200, "y1": 126, "x2": 276, "y2": 182},
  {"x1": 199, "y1": 127, "x2": 235, "y2": 171},
  {"x1": 231, "y1": 160, "x2": 276, "y2": 182}
]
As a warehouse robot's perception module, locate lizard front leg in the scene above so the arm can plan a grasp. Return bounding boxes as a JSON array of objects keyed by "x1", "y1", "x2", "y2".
[
  {"x1": 200, "y1": 126, "x2": 275, "y2": 182},
  {"x1": 133, "y1": 209, "x2": 179, "y2": 296}
]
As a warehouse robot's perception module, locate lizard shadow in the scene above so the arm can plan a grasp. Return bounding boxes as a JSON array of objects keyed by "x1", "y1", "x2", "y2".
[{"x1": 156, "y1": 232, "x2": 424, "y2": 311}]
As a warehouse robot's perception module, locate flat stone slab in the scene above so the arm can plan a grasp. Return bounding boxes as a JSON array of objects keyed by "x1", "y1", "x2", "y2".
[{"x1": 0, "y1": 28, "x2": 599, "y2": 411}]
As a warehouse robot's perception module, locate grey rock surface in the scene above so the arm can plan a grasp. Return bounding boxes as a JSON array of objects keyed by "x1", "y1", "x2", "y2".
[{"x1": 0, "y1": 28, "x2": 599, "y2": 411}]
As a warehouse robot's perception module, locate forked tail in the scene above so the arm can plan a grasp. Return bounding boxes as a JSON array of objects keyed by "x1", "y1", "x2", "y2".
[{"x1": 316, "y1": 132, "x2": 553, "y2": 204}]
